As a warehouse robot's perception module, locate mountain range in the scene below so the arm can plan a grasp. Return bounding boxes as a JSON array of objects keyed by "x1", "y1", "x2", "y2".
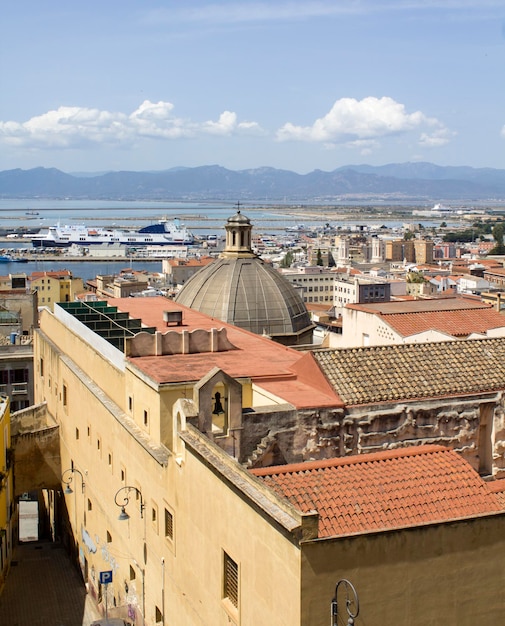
[{"x1": 2, "y1": 163, "x2": 505, "y2": 202}]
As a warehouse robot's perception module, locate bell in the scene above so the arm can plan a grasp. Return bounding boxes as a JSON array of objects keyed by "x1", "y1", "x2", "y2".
[{"x1": 212, "y1": 391, "x2": 225, "y2": 415}]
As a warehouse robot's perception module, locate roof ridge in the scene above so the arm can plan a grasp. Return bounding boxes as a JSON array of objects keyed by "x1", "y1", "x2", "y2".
[
  {"x1": 380, "y1": 305, "x2": 491, "y2": 317},
  {"x1": 315, "y1": 335, "x2": 505, "y2": 355}
]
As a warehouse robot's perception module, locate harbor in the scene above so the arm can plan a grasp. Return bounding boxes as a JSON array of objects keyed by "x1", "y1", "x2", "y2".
[{"x1": 0, "y1": 198, "x2": 499, "y2": 282}]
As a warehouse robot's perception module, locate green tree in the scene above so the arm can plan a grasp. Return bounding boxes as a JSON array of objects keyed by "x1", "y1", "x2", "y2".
[
  {"x1": 407, "y1": 272, "x2": 426, "y2": 284},
  {"x1": 490, "y1": 223, "x2": 505, "y2": 254},
  {"x1": 316, "y1": 248, "x2": 323, "y2": 266},
  {"x1": 280, "y1": 250, "x2": 294, "y2": 268}
]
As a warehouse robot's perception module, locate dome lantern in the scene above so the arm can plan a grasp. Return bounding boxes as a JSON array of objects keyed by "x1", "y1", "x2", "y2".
[{"x1": 223, "y1": 208, "x2": 255, "y2": 258}]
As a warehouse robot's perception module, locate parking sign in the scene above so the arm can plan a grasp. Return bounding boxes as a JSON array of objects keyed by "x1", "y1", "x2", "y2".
[{"x1": 99, "y1": 570, "x2": 113, "y2": 584}]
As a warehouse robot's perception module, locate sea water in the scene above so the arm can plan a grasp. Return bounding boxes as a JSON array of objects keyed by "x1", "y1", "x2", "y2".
[{"x1": 0, "y1": 198, "x2": 459, "y2": 281}]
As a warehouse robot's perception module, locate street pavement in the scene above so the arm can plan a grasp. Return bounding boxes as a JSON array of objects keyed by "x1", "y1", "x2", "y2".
[{"x1": 0, "y1": 540, "x2": 102, "y2": 626}]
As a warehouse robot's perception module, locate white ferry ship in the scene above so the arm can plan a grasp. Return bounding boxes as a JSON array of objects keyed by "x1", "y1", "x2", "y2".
[{"x1": 28, "y1": 219, "x2": 195, "y2": 248}]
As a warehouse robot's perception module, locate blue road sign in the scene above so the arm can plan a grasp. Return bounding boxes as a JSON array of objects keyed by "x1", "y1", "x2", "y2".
[{"x1": 99, "y1": 570, "x2": 113, "y2": 584}]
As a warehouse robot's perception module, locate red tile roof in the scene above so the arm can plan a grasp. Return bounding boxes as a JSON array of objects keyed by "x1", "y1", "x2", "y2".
[
  {"x1": 485, "y1": 267, "x2": 505, "y2": 274},
  {"x1": 347, "y1": 297, "x2": 505, "y2": 338},
  {"x1": 251, "y1": 445, "x2": 503, "y2": 537},
  {"x1": 30, "y1": 270, "x2": 72, "y2": 279},
  {"x1": 383, "y1": 307, "x2": 505, "y2": 337},
  {"x1": 107, "y1": 296, "x2": 343, "y2": 410},
  {"x1": 346, "y1": 297, "x2": 489, "y2": 315},
  {"x1": 312, "y1": 338, "x2": 505, "y2": 405}
]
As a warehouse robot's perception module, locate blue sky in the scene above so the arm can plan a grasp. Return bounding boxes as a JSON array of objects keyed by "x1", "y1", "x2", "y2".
[{"x1": 1, "y1": 1, "x2": 504, "y2": 173}]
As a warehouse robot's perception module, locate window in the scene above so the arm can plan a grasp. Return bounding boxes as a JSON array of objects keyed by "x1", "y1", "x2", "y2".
[
  {"x1": 75, "y1": 428, "x2": 79, "y2": 440},
  {"x1": 152, "y1": 504, "x2": 158, "y2": 533},
  {"x1": 63, "y1": 384, "x2": 67, "y2": 407},
  {"x1": 130, "y1": 565, "x2": 136, "y2": 581},
  {"x1": 11, "y1": 369, "x2": 29, "y2": 383},
  {"x1": 164, "y1": 508, "x2": 174, "y2": 540},
  {"x1": 87, "y1": 499, "x2": 92, "y2": 511},
  {"x1": 143, "y1": 410, "x2": 148, "y2": 427},
  {"x1": 223, "y1": 552, "x2": 239, "y2": 609},
  {"x1": 106, "y1": 531, "x2": 112, "y2": 543},
  {"x1": 40, "y1": 358, "x2": 44, "y2": 377},
  {"x1": 128, "y1": 396, "x2": 133, "y2": 411},
  {"x1": 155, "y1": 606, "x2": 163, "y2": 624}
]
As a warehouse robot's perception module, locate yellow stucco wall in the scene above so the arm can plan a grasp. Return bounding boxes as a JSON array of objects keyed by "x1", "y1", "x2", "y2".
[
  {"x1": 300, "y1": 515, "x2": 505, "y2": 626},
  {"x1": 31, "y1": 276, "x2": 84, "y2": 310},
  {"x1": 170, "y1": 442, "x2": 301, "y2": 625},
  {"x1": 35, "y1": 306, "x2": 303, "y2": 626},
  {"x1": 0, "y1": 397, "x2": 11, "y2": 529},
  {"x1": 37, "y1": 309, "x2": 126, "y2": 412},
  {"x1": 0, "y1": 395, "x2": 13, "y2": 584}
]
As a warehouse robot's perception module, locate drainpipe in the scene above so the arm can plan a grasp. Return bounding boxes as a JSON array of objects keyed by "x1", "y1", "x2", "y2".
[{"x1": 161, "y1": 557, "x2": 165, "y2": 625}]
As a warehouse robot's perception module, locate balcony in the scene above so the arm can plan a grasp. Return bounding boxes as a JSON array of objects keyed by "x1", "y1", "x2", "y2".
[{"x1": 11, "y1": 383, "x2": 28, "y2": 395}]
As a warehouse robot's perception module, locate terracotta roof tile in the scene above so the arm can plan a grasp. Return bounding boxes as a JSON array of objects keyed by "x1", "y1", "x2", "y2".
[
  {"x1": 30, "y1": 270, "x2": 72, "y2": 278},
  {"x1": 251, "y1": 445, "x2": 503, "y2": 537},
  {"x1": 106, "y1": 296, "x2": 343, "y2": 410},
  {"x1": 381, "y1": 307, "x2": 505, "y2": 337},
  {"x1": 346, "y1": 297, "x2": 490, "y2": 315},
  {"x1": 313, "y1": 337, "x2": 505, "y2": 405}
]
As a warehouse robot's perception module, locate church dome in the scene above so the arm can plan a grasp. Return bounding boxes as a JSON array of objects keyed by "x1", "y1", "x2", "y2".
[{"x1": 175, "y1": 211, "x2": 314, "y2": 345}]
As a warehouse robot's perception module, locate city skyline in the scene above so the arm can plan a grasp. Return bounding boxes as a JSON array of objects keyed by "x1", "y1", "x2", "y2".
[{"x1": 2, "y1": 1, "x2": 504, "y2": 174}]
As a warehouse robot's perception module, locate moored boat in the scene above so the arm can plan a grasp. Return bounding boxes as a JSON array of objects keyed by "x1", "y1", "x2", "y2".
[{"x1": 28, "y1": 218, "x2": 195, "y2": 248}]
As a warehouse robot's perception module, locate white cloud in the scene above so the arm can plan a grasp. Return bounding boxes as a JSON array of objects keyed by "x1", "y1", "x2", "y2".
[
  {"x1": 130, "y1": 100, "x2": 175, "y2": 121},
  {"x1": 144, "y1": 2, "x2": 362, "y2": 26},
  {"x1": 419, "y1": 127, "x2": 455, "y2": 147},
  {"x1": 276, "y1": 96, "x2": 452, "y2": 150},
  {"x1": 143, "y1": 1, "x2": 501, "y2": 26},
  {"x1": 0, "y1": 101, "x2": 262, "y2": 149},
  {"x1": 201, "y1": 111, "x2": 261, "y2": 135}
]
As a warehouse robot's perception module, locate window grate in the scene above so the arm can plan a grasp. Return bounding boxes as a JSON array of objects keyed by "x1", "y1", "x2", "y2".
[
  {"x1": 164, "y1": 509, "x2": 173, "y2": 540},
  {"x1": 224, "y1": 552, "x2": 239, "y2": 608}
]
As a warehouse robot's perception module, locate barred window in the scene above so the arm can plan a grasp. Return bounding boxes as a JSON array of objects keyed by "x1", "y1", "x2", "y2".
[{"x1": 223, "y1": 552, "x2": 239, "y2": 608}]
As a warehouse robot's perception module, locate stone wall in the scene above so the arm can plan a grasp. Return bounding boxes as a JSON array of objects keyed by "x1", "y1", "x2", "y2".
[
  {"x1": 241, "y1": 393, "x2": 505, "y2": 476},
  {"x1": 11, "y1": 402, "x2": 61, "y2": 496}
]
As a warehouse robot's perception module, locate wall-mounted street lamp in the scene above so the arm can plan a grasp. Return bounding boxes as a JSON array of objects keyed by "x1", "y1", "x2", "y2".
[
  {"x1": 61, "y1": 467, "x2": 85, "y2": 494},
  {"x1": 114, "y1": 486, "x2": 145, "y2": 521},
  {"x1": 331, "y1": 579, "x2": 359, "y2": 626},
  {"x1": 61, "y1": 467, "x2": 86, "y2": 535}
]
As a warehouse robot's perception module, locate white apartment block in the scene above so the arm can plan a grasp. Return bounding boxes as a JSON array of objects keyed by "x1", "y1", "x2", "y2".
[
  {"x1": 280, "y1": 267, "x2": 405, "y2": 308},
  {"x1": 279, "y1": 266, "x2": 335, "y2": 305}
]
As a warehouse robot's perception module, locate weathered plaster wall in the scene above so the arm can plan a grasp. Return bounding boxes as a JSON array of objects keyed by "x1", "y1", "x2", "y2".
[
  {"x1": 12, "y1": 425, "x2": 61, "y2": 495},
  {"x1": 10, "y1": 403, "x2": 61, "y2": 496},
  {"x1": 241, "y1": 393, "x2": 505, "y2": 476}
]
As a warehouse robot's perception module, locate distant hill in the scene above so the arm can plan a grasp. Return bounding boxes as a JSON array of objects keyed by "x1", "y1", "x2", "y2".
[{"x1": 2, "y1": 163, "x2": 505, "y2": 202}]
